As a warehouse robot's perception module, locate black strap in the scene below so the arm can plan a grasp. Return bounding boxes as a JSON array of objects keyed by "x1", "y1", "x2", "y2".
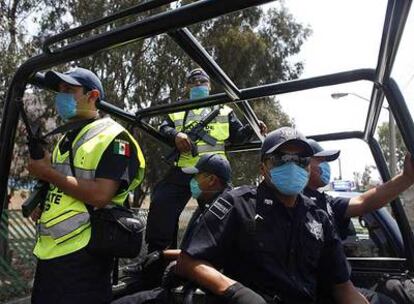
[
  {"x1": 42, "y1": 118, "x2": 96, "y2": 139},
  {"x1": 182, "y1": 110, "x2": 190, "y2": 131}
]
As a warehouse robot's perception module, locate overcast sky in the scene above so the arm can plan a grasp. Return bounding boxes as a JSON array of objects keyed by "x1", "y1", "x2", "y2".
[{"x1": 265, "y1": 0, "x2": 414, "y2": 182}]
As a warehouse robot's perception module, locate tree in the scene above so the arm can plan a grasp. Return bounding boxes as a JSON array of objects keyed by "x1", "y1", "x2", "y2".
[
  {"x1": 3, "y1": 1, "x2": 311, "y2": 204},
  {"x1": 360, "y1": 165, "x2": 376, "y2": 191},
  {"x1": 377, "y1": 121, "x2": 406, "y2": 172}
]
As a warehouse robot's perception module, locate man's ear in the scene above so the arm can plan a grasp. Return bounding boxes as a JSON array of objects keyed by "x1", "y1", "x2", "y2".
[
  {"x1": 209, "y1": 175, "x2": 220, "y2": 187},
  {"x1": 88, "y1": 89, "x2": 100, "y2": 104},
  {"x1": 259, "y1": 162, "x2": 267, "y2": 176}
]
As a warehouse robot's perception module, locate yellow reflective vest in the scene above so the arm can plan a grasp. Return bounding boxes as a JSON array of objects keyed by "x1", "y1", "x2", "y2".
[
  {"x1": 33, "y1": 118, "x2": 145, "y2": 260},
  {"x1": 168, "y1": 106, "x2": 232, "y2": 167}
]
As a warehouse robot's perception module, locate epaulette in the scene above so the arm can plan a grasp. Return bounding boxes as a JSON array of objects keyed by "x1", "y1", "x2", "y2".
[
  {"x1": 300, "y1": 193, "x2": 318, "y2": 209},
  {"x1": 228, "y1": 185, "x2": 257, "y2": 199}
]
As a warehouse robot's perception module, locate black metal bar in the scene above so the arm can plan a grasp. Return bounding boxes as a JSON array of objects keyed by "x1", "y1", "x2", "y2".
[
  {"x1": 168, "y1": 28, "x2": 240, "y2": 100},
  {"x1": 136, "y1": 69, "x2": 376, "y2": 118},
  {"x1": 225, "y1": 140, "x2": 261, "y2": 154},
  {"x1": 384, "y1": 78, "x2": 414, "y2": 154},
  {"x1": 97, "y1": 101, "x2": 170, "y2": 146},
  {"x1": 308, "y1": 131, "x2": 365, "y2": 142},
  {"x1": 368, "y1": 137, "x2": 414, "y2": 268},
  {"x1": 234, "y1": 102, "x2": 264, "y2": 141},
  {"x1": 43, "y1": 0, "x2": 274, "y2": 56},
  {"x1": 43, "y1": 0, "x2": 176, "y2": 53},
  {"x1": 364, "y1": 0, "x2": 412, "y2": 139},
  {"x1": 0, "y1": 83, "x2": 26, "y2": 220}
]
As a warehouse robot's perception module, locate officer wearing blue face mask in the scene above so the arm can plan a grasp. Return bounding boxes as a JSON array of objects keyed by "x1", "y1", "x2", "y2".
[
  {"x1": 116, "y1": 154, "x2": 233, "y2": 302},
  {"x1": 175, "y1": 127, "x2": 368, "y2": 304},
  {"x1": 146, "y1": 68, "x2": 267, "y2": 254},
  {"x1": 305, "y1": 139, "x2": 414, "y2": 242},
  {"x1": 305, "y1": 140, "x2": 413, "y2": 304},
  {"x1": 28, "y1": 67, "x2": 145, "y2": 304}
]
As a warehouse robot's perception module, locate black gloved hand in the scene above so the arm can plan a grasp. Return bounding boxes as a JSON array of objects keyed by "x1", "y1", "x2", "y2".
[
  {"x1": 222, "y1": 282, "x2": 267, "y2": 304},
  {"x1": 141, "y1": 250, "x2": 166, "y2": 289},
  {"x1": 142, "y1": 250, "x2": 163, "y2": 269}
]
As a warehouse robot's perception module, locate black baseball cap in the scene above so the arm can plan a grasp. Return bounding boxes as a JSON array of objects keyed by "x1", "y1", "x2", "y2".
[
  {"x1": 186, "y1": 68, "x2": 210, "y2": 83},
  {"x1": 261, "y1": 127, "x2": 314, "y2": 159},
  {"x1": 45, "y1": 67, "x2": 105, "y2": 100},
  {"x1": 307, "y1": 139, "x2": 340, "y2": 162},
  {"x1": 182, "y1": 154, "x2": 231, "y2": 184}
]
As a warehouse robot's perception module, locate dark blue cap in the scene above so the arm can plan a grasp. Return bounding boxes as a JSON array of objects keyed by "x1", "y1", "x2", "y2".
[
  {"x1": 45, "y1": 67, "x2": 104, "y2": 100},
  {"x1": 261, "y1": 127, "x2": 314, "y2": 159},
  {"x1": 182, "y1": 154, "x2": 231, "y2": 184},
  {"x1": 307, "y1": 139, "x2": 340, "y2": 162},
  {"x1": 186, "y1": 68, "x2": 210, "y2": 83}
]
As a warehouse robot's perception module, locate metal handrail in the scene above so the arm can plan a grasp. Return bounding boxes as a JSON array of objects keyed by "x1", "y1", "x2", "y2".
[{"x1": 42, "y1": 0, "x2": 176, "y2": 54}]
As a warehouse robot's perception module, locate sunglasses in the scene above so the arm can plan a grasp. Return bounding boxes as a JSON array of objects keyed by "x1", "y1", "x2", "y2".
[{"x1": 265, "y1": 153, "x2": 311, "y2": 168}]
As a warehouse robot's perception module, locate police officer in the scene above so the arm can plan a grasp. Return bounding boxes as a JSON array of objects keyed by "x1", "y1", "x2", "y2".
[
  {"x1": 175, "y1": 127, "x2": 368, "y2": 304},
  {"x1": 115, "y1": 154, "x2": 233, "y2": 304},
  {"x1": 28, "y1": 67, "x2": 145, "y2": 304},
  {"x1": 305, "y1": 139, "x2": 414, "y2": 303},
  {"x1": 305, "y1": 139, "x2": 414, "y2": 240},
  {"x1": 146, "y1": 68, "x2": 266, "y2": 252}
]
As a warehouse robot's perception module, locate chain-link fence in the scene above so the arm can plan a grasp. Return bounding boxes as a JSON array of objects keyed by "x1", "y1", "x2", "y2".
[{"x1": 0, "y1": 207, "x2": 196, "y2": 303}]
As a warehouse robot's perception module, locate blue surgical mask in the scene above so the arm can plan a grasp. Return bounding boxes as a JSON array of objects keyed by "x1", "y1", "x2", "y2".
[
  {"x1": 189, "y1": 85, "x2": 209, "y2": 100},
  {"x1": 270, "y1": 162, "x2": 309, "y2": 195},
  {"x1": 319, "y1": 162, "x2": 331, "y2": 186},
  {"x1": 190, "y1": 178, "x2": 202, "y2": 199},
  {"x1": 55, "y1": 93, "x2": 77, "y2": 120}
]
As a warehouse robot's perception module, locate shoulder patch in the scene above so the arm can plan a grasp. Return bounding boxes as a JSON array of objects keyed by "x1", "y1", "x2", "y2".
[
  {"x1": 209, "y1": 197, "x2": 233, "y2": 220},
  {"x1": 230, "y1": 185, "x2": 256, "y2": 197},
  {"x1": 113, "y1": 138, "x2": 130, "y2": 157}
]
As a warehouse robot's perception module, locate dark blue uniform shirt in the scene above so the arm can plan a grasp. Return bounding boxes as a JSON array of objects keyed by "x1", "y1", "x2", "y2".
[
  {"x1": 182, "y1": 182, "x2": 350, "y2": 304},
  {"x1": 303, "y1": 187, "x2": 351, "y2": 240}
]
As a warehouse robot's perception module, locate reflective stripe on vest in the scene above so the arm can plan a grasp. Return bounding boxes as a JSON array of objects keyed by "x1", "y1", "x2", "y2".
[
  {"x1": 197, "y1": 144, "x2": 225, "y2": 153},
  {"x1": 39, "y1": 212, "x2": 90, "y2": 240},
  {"x1": 53, "y1": 162, "x2": 95, "y2": 180}
]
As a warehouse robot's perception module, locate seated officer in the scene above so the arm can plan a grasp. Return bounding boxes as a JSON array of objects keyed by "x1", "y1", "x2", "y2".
[
  {"x1": 117, "y1": 154, "x2": 233, "y2": 303},
  {"x1": 175, "y1": 127, "x2": 369, "y2": 304},
  {"x1": 305, "y1": 139, "x2": 414, "y2": 240},
  {"x1": 305, "y1": 139, "x2": 412, "y2": 304}
]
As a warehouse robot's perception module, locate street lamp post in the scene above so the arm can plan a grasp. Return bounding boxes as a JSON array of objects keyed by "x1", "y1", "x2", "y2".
[{"x1": 331, "y1": 92, "x2": 397, "y2": 176}]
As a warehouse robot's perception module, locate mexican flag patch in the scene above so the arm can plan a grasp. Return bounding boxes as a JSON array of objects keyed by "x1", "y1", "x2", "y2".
[{"x1": 113, "y1": 139, "x2": 130, "y2": 157}]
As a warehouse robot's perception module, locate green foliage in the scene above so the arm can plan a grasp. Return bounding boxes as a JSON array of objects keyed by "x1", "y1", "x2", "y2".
[
  {"x1": 377, "y1": 121, "x2": 406, "y2": 172},
  {"x1": 1, "y1": 0, "x2": 311, "y2": 199}
]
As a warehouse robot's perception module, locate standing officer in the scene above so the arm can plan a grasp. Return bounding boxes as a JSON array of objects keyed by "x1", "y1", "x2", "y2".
[
  {"x1": 146, "y1": 68, "x2": 266, "y2": 252},
  {"x1": 305, "y1": 139, "x2": 414, "y2": 240},
  {"x1": 28, "y1": 67, "x2": 145, "y2": 304},
  {"x1": 115, "y1": 153, "x2": 233, "y2": 303},
  {"x1": 175, "y1": 127, "x2": 368, "y2": 304}
]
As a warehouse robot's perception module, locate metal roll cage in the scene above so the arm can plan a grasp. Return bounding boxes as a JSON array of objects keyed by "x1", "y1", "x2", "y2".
[{"x1": 1, "y1": 0, "x2": 414, "y2": 270}]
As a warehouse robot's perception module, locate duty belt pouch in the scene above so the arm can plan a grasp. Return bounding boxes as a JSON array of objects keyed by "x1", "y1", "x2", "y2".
[
  {"x1": 87, "y1": 205, "x2": 145, "y2": 258},
  {"x1": 68, "y1": 145, "x2": 144, "y2": 258}
]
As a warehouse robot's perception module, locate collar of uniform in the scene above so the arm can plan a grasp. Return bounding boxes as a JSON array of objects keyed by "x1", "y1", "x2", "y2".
[
  {"x1": 198, "y1": 186, "x2": 233, "y2": 209},
  {"x1": 257, "y1": 182, "x2": 306, "y2": 215},
  {"x1": 303, "y1": 187, "x2": 325, "y2": 201}
]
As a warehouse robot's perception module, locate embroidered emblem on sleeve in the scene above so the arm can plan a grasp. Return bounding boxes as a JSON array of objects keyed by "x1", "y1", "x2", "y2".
[{"x1": 209, "y1": 197, "x2": 233, "y2": 220}]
